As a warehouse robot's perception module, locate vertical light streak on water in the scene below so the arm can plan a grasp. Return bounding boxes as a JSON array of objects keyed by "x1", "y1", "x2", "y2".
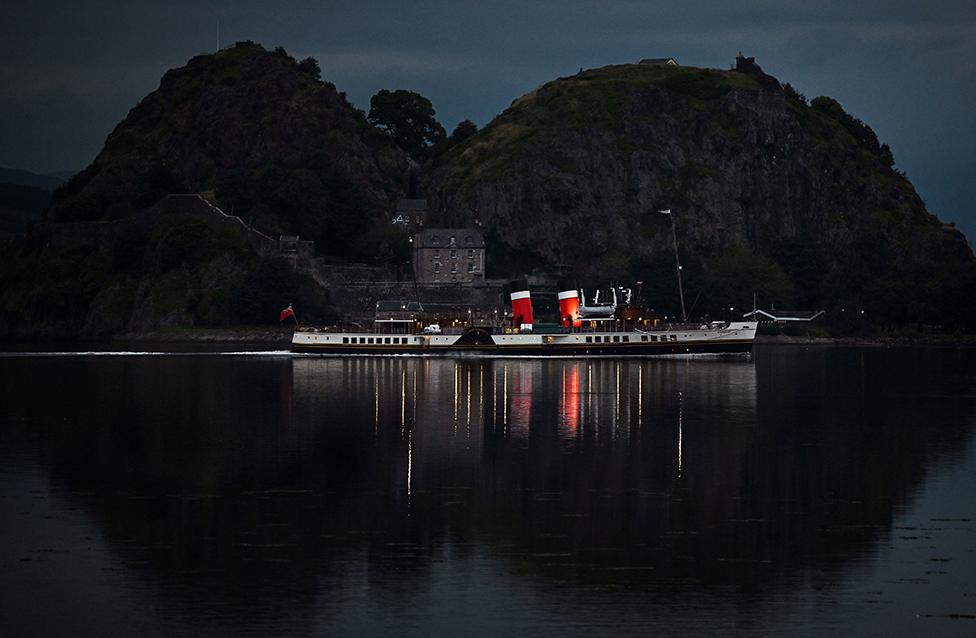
[
  {"x1": 476, "y1": 364, "x2": 483, "y2": 438},
  {"x1": 374, "y1": 375, "x2": 379, "y2": 439},
  {"x1": 492, "y1": 366, "x2": 497, "y2": 428},
  {"x1": 412, "y1": 363, "x2": 418, "y2": 424},
  {"x1": 677, "y1": 390, "x2": 683, "y2": 478},
  {"x1": 560, "y1": 367, "x2": 566, "y2": 431},
  {"x1": 400, "y1": 368, "x2": 406, "y2": 439},
  {"x1": 587, "y1": 362, "x2": 593, "y2": 438},
  {"x1": 615, "y1": 361, "x2": 621, "y2": 439},
  {"x1": 638, "y1": 364, "x2": 643, "y2": 430},
  {"x1": 593, "y1": 363, "x2": 599, "y2": 439},
  {"x1": 406, "y1": 429, "x2": 413, "y2": 511},
  {"x1": 466, "y1": 367, "x2": 472, "y2": 440},
  {"x1": 503, "y1": 365, "x2": 508, "y2": 434},
  {"x1": 453, "y1": 362, "x2": 460, "y2": 434},
  {"x1": 576, "y1": 363, "x2": 584, "y2": 438}
]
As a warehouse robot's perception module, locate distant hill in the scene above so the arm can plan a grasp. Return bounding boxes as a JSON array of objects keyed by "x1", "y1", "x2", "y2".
[
  {"x1": 46, "y1": 170, "x2": 77, "y2": 182},
  {"x1": 0, "y1": 167, "x2": 65, "y2": 191},
  {"x1": 0, "y1": 168, "x2": 63, "y2": 238}
]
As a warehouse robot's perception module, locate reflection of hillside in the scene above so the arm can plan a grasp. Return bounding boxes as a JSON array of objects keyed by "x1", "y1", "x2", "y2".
[{"x1": 4, "y1": 349, "x2": 975, "y2": 620}]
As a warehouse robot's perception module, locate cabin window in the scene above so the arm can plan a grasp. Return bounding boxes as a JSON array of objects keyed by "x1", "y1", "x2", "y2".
[
  {"x1": 586, "y1": 336, "x2": 593, "y2": 343},
  {"x1": 613, "y1": 336, "x2": 620, "y2": 343},
  {"x1": 641, "y1": 335, "x2": 648, "y2": 342},
  {"x1": 595, "y1": 336, "x2": 602, "y2": 343},
  {"x1": 343, "y1": 337, "x2": 349, "y2": 344},
  {"x1": 650, "y1": 335, "x2": 657, "y2": 342},
  {"x1": 385, "y1": 337, "x2": 391, "y2": 344},
  {"x1": 670, "y1": 335, "x2": 677, "y2": 341},
  {"x1": 623, "y1": 336, "x2": 630, "y2": 342}
]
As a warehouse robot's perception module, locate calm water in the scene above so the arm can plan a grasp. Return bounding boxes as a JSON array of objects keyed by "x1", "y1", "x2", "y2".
[{"x1": 1, "y1": 347, "x2": 975, "y2": 636}]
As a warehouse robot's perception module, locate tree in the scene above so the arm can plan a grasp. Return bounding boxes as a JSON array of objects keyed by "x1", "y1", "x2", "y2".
[
  {"x1": 702, "y1": 246, "x2": 796, "y2": 315},
  {"x1": 298, "y1": 56, "x2": 321, "y2": 79},
  {"x1": 451, "y1": 120, "x2": 478, "y2": 142},
  {"x1": 368, "y1": 89, "x2": 446, "y2": 160}
]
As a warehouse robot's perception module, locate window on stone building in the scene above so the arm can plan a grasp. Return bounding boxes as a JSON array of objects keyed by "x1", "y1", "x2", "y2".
[
  {"x1": 434, "y1": 262, "x2": 441, "y2": 273},
  {"x1": 467, "y1": 262, "x2": 474, "y2": 273}
]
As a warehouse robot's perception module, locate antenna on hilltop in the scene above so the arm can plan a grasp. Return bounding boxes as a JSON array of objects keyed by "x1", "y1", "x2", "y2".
[{"x1": 216, "y1": 18, "x2": 220, "y2": 52}]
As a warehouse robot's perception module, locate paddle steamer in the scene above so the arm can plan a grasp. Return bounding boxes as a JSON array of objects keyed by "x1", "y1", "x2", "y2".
[{"x1": 291, "y1": 281, "x2": 756, "y2": 357}]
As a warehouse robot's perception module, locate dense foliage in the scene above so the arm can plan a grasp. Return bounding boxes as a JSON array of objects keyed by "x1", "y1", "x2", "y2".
[
  {"x1": 368, "y1": 89, "x2": 446, "y2": 161},
  {"x1": 0, "y1": 214, "x2": 335, "y2": 339}
]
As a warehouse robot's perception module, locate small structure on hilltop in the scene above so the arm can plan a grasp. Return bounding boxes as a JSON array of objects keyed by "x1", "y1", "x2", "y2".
[
  {"x1": 413, "y1": 228, "x2": 485, "y2": 284},
  {"x1": 639, "y1": 57, "x2": 679, "y2": 66},
  {"x1": 733, "y1": 53, "x2": 781, "y2": 90}
]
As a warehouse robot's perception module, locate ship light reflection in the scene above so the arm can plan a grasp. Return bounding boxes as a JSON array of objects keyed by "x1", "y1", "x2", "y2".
[
  {"x1": 677, "y1": 390, "x2": 683, "y2": 478},
  {"x1": 560, "y1": 364, "x2": 580, "y2": 436}
]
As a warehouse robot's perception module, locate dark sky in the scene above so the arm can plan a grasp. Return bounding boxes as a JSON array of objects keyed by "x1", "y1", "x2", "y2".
[{"x1": 2, "y1": 1, "x2": 974, "y2": 239}]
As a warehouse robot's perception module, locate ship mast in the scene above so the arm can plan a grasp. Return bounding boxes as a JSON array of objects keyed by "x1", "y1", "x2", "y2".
[{"x1": 659, "y1": 209, "x2": 687, "y2": 323}]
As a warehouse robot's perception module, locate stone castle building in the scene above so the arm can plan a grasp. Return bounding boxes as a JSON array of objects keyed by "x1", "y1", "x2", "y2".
[{"x1": 412, "y1": 228, "x2": 485, "y2": 284}]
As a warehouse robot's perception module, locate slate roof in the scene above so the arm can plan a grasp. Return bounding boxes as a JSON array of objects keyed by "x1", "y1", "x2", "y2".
[{"x1": 415, "y1": 228, "x2": 484, "y2": 249}]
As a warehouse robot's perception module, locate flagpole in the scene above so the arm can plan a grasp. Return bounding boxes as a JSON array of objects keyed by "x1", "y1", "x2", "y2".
[{"x1": 660, "y1": 209, "x2": 687, "y2": 323}]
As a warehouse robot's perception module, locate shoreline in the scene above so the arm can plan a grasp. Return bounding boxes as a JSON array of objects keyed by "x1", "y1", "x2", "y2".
[
  {"x1": 756, "y1": 333, "x2": 976, "y2": 347},
  {"x1": 3, "y1": 328, "x2": 976, "y2": 351}
]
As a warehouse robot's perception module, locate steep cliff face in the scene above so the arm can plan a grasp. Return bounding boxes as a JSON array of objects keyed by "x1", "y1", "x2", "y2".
[
  {"x1": 425, "y1": 62, "x2": 973, "y2": 323},
  {"x1": 47, "y1": 41, "x2": 410, "y2": 256}
]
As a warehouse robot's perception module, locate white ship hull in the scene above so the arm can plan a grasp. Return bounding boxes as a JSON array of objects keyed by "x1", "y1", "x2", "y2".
[{"x1": 292, "y1": 322, "x2": 757, "y2": 357}]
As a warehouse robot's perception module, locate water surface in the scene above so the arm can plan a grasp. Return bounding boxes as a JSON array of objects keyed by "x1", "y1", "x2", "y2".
[{"x1": 1, "y1": 346, "x2": 974, "y2": 636}]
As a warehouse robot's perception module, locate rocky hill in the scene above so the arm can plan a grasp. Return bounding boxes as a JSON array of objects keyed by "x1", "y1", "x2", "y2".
[
  {"x1": 48, "y1": 41, "x2": 410, "y2": 257},
  {"x1": 425, "y1": 58, "x2": 974, "y2": 327},
  {"x1": 0, "y1": 43, "x2": 410, "y2": 339}
]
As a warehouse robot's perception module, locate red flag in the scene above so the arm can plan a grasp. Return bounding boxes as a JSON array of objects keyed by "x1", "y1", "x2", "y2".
[{"x1": 279, "y1": 305, "x2": 295, "y2": 322}]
